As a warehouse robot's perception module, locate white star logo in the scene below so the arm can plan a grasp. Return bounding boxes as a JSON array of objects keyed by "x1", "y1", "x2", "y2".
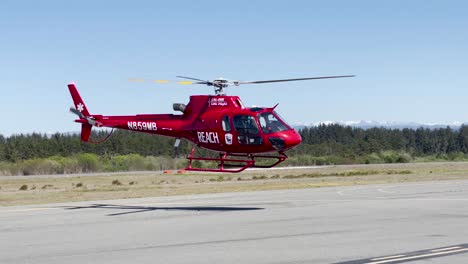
[{"x1": 76, "y1": 103, "x2": 84, "y2": 112}]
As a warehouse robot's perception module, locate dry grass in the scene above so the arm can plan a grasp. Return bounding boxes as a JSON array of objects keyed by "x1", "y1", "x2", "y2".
[{"x1": 2, "y1": 162, "x2": 468, "y2": 206}]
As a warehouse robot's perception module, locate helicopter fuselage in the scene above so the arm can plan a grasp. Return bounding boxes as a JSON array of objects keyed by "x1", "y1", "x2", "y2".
[
  {"x1": 76, "y1": 94, "x2": 301, "y2": 154},
  {"x1": 70, "y1": 74, "x2": 353, "y2": 172}
]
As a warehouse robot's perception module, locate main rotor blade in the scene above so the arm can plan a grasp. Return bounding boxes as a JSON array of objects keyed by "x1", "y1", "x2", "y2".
[
  {"x1": 128, "y1": 78, "x2": 210, "y2": 86},
  {"x1": 238, "y1": 75, "x2": 355, "y2": 84},
  {"x1": 176, "y1": 76, "x2": 208, "y2": 82},
  {"x1": 176, "y1": 81, "x2": 211, "y2": 85},
  {"x1": 128, "y1": 78, "x2": 171, "y2": 83},
  {"x1": 128, "y1": 78, "x2": 146, "y2": 82},
  {"x1": 152, "y1": 80, "x2": 170, "y2": 83},
  {"x1": 176, "y1": 81, "x2": 194, "y2": 85}
]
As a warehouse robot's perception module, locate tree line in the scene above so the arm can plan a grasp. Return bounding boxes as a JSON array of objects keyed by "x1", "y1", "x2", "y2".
[
  {"x1": 0, "y1": 130, "x2": 180, "y2": 162},
  {"x1": 289, "y1": 124, "x2": 468, "y2": 164},
  {"x1": 1, "y1": 124, "x2": 468, "y2": 163}
]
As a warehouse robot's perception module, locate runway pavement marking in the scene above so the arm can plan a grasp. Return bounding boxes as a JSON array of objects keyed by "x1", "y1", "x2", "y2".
[
  {"x1": 377, "y1": 188, "x2": 393, "y2": 194},
  {"x1": 370, "y1": 254, "x2": 405, "y2": 261},
  {"x1": 0, "y1": 208, "x2": 56, "y2": 213},
  {"x1": 365, "y1": 248, "x2": 468, "y2": 264},
  {"x1": 246, "y1": 165, "x2": 326, "y2": 171},
  {"x1": 430, "y1": 246, "x2": 461, "y2": 252},
  {"x1": 4, "y1": 197, "x2": 468, "y2": 215}
]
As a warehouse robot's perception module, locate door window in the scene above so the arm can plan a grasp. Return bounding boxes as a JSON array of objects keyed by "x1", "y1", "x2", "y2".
[
  {"x1": 233, "y1": 115, "x2": 262, "y2": 145},
  {"x1": 222, "y1": 116, "x2": 231, "y2": 132}
]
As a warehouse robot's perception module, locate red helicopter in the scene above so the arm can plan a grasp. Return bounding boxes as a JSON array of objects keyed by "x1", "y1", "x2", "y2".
[{"x1": 69, "y1": 75, "x2": 354, "y2": 172}]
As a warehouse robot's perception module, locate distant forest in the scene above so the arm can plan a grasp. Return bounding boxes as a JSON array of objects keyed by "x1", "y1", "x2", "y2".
[
  {"x1": 297, "y1": 124, "x2": 468, "y2": 156},
  {"x1": 1, "y1": 124, "x2": 468, "y2": 162},
  {"x1": 1, "y1": 124, "x2": 468, "y2": 175}
]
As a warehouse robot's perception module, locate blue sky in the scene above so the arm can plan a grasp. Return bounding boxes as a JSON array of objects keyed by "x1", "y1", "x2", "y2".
[{"x1": 0, "y1": 0, "x2": 467, "y2": 135}]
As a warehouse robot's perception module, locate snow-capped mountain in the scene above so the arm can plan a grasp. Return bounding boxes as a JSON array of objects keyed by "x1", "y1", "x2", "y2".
[{"x1": 294, "y1": 121, "x2": 467, "y2": 130}]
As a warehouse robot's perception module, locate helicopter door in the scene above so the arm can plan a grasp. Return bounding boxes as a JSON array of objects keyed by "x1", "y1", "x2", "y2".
[
  {"x1": 233, "y1": 115, "x2": 263, "y2": 145},
  {"x1": 222, "y1": 115, "x2": 234, "y2": 145}
]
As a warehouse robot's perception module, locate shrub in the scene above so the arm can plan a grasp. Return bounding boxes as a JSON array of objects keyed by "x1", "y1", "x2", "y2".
[
  {"x1": 208, "y1": 176, "x2": 227, "y2": 182},
  {"x1": 144, "y1": 156, "x2": 162, "y2": 171},
  {"x1": 106, "y1": 155, "x2": 127, "y2": 171},
  {"x1": 62, "y1": 158, "x2": 81, "y2": 174},
  {"x1": 107, "y1": 154, "x2": 149, "y2": 171},
  {"x1": 447, "y1": 152, "x2": 468, "y2": 161},
  {"x1": 125, "y1": 154, "x2": 147, "y2": 171},
  {"x1": 396, "y1": 152, "x2": 413, "y2": 163},
  {"x1": 0, "y1": 161, "x2": 21, "y2": 176},
  {"x1": 363, "y1": 153, "x2": 383, "y2": 164},
  {"x1": 76, "y1": 153, "x2": 101, "y2": 173},
  {"x1": 21, "y1": 159, "x2": 63, "y2": 175},
  {"x1": 191, "y1": 160, "x2": 202, "y2": 169},
  {"x1": 19, "y1": 184, "x2": 28, "y2": 191},
  {"x1": 379, "y1": 151, "x2": 412, "y2": 164},
  {"x1": 283, "y1": 175, "x2": 302, "y2": 179},
  {"x1": 386, "y1": 170, "x2": 412, "y2": 175},
  {"x1": 112, "y1": 179, "x2": 122, "y2": 186}
]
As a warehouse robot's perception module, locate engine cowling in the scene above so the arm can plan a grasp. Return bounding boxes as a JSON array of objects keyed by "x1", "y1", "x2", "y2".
[{"x1": 173, "y1": 103, "x2": 186, "y2": 113}]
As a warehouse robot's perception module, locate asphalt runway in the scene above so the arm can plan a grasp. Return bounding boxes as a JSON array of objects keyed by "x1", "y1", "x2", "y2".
[{"x1": 1, "y1": 180, "x2": 468, "y2": 264}]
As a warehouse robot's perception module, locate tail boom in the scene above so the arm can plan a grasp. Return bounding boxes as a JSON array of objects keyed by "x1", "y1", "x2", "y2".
[{"x1": 68, "y1": 83, "x2": 187, "y2": 142}]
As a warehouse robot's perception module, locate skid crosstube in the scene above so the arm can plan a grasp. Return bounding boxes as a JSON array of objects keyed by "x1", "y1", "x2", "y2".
[{"x1": 185, "y1": 148, "x2": 288, "y2": 173}]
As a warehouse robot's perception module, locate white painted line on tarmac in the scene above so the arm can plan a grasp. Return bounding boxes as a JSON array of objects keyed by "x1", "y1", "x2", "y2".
[
  {"x1": 366, "y1": 248, "x2": 468, "y2": 264},
  {"x1": 377, "y1": 188, "x2": 393, "y2": 194},
  {"x1": 77, "y1": 197, "x2": 468, "y2": 209},
  {"x1": 431, "y1": 246, "x2": 461, "y2": 252},
  {"x1": 371, "y1": 254, "x2": 405, "y2": 261},
  {"x1": 406, "y1": 198, "x2": 468, "y2": 201},
  {"x1": 0, "y1": 208, "x2": 56, "y2": 213},
  {"x1": 246, "y1": 166, "x2": 326, "y2": 171}
]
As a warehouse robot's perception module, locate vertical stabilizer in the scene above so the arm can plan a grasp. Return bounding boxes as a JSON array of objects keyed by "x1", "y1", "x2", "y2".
[
  {"x1": 68, "y1": 83, "x2": 90, "y2": 117},
  {"x1": 81, "y1": 124, "x2": 92, "y2": 142},
  {"x1": 68, "y1": 83, "x2": 93, "y2": 142}
]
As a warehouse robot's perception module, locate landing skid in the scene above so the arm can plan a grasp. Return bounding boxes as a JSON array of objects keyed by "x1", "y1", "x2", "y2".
[{"x1": 185, "y1": 148, "x2": 288, "y2": 173}]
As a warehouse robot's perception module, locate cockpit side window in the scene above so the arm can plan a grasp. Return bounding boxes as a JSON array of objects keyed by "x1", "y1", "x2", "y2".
[
  {"x1": 258, "y1": 112, "x2": 289, "y2": 134},
  {"x1": 233, "y1": 115, "x2": 259, "y2": 135},
  {"x1": 222, "y1": 116, "x2": 231, "y2": 132},
  {"x1": 233, "y1": 115, "x2": 262, "y2": 145}
]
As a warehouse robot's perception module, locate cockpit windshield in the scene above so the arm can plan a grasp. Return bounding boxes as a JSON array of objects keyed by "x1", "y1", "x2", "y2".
[{"x1": 258, "y1": 111, "x2": 289, "y2": 134}]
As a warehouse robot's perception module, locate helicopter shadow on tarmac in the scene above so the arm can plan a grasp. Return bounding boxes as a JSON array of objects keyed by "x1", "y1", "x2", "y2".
[{"x1": 58, "y1": 204, "x2": 264, "y2": 216}]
